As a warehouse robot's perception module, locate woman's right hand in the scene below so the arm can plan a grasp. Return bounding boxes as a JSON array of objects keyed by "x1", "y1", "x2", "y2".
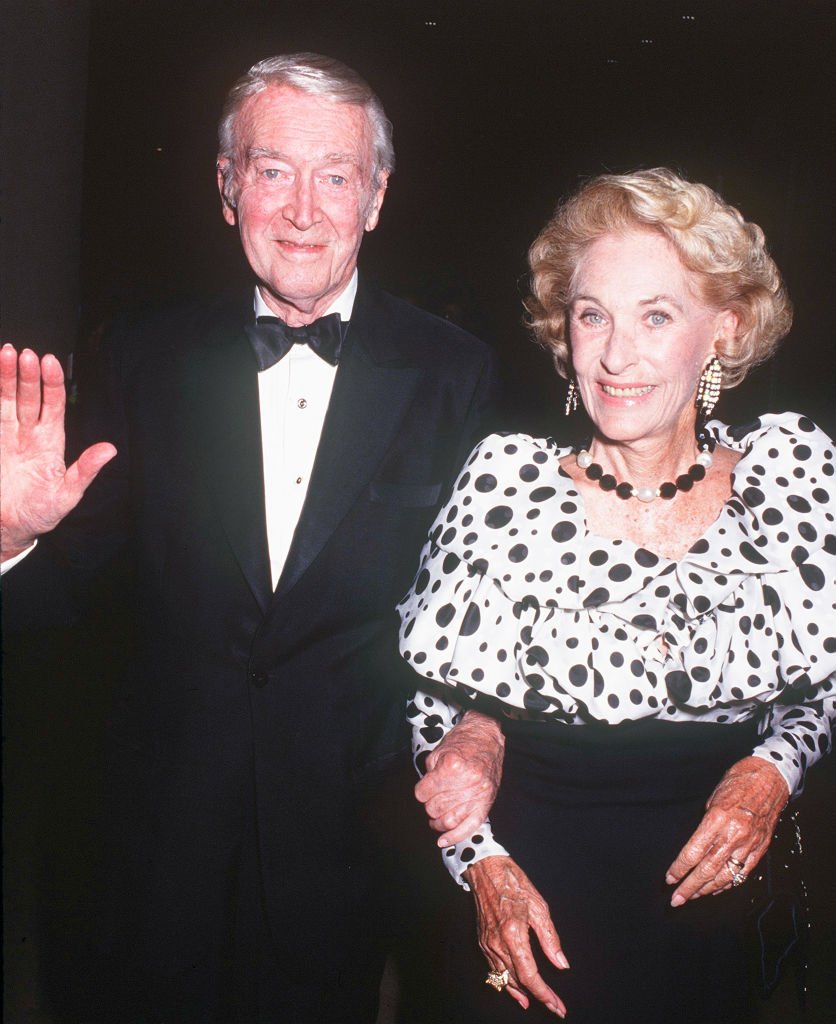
[
  {"x1": 415, "y1": 709, "x2": 505, "y2": 846},
  {"x1": 465, "y1": 855, "x2": 569, "y2": 1017}
]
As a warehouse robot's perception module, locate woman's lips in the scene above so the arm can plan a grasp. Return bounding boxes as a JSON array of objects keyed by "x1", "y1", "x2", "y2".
[{"x1": 599, "y1": 383, "x2": 655, "y2": 398}]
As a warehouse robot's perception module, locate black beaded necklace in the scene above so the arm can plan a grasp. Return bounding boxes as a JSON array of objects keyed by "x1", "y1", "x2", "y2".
[{"x1": 574, "y1": 431, "x2": 716, "y2": 503}]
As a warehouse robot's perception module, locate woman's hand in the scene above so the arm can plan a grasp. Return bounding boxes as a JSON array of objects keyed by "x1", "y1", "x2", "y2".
[
  {"x1": 466, "y1": 855, "x2": 569, "y2": 1017},
  {"x1": 0, "y1": 345, "x2": 116, "y2": 560},
  {"x1": 666, "y1": 756, "x2": 789, "y2": 905},
  {"x1": 415, "y1": 709, "x2": 505, "y2": 846}
]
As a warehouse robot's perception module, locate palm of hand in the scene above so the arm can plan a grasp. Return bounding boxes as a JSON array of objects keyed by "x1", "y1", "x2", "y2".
[
  {"x1": 2, "y1": 444, "x2": 71, "y2": 548},
  {"x1": 0, "y1": 346, "x2": 116, "y2": 558}
]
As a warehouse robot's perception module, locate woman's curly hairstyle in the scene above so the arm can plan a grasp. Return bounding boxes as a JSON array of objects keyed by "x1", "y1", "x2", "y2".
[{"x1": 525, "y1": 168, "x2": 792, "y2": 387}]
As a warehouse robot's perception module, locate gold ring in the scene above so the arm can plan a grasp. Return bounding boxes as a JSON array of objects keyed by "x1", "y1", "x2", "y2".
[
  {"x1": 727, "y1": 857, "x2": 745, "y2": 871},
  {"x1": 485, "y1": 968, "x2": 510, "y2": 992}
]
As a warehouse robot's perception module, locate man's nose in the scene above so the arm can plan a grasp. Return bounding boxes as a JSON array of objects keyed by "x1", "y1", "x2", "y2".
[{"x1": 282, "y1": 178, "x2": 318, "y2": 229}]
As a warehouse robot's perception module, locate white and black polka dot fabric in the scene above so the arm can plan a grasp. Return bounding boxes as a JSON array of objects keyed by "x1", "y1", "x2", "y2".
[{"x1": 399, "y1": 413, "x2": 836, "y2": 886}]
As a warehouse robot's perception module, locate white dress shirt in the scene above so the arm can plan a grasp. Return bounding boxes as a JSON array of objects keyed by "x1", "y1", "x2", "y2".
[{"x1": 255, "y1": 272, "x2": 357, "y2": 588}]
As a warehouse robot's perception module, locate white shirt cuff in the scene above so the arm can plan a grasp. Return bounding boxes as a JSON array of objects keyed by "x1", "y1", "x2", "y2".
[
  {"x1": 1, "y1": 540, "x2": 37, "y2": 575},
  {"x1": 440, "y1": 820, "x2": 509, "y2": 890}
]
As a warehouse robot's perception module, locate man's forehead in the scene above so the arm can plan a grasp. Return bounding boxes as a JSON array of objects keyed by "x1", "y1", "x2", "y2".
[
  {"x1": 237, "y1": 85, "x2": 372, "y2": 154},
  {"x1": 246, "y1": 145, "x2": 365, "y2": 167}
]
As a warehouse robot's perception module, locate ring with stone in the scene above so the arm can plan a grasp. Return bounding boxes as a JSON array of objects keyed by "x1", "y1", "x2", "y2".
[
  {"x1": 727, "y1": 858, "x2": 747, "y2": 886},
  {"x1": 485, "y1": 968, "x2": 510, "y2": 992}
]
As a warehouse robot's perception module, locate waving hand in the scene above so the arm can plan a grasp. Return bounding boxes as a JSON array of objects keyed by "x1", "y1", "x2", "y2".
[{"x1": 0, "y1": 345, "x2": 116, "y2": 560}]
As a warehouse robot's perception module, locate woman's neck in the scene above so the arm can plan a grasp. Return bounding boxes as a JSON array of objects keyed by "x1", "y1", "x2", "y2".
[{"x1": 587, "y1": 421, "x2": 703, "y2": 489}]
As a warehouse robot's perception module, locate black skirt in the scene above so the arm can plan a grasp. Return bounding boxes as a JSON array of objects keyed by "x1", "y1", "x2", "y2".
[{"x1": 439, "y1": 719, "x2": 762, "y2": 1024}]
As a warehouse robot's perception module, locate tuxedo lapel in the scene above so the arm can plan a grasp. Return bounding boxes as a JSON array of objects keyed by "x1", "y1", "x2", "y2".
[
  {"x1": 275, "y1": 286, "x2": 422, "y2": 599},
  {"x1": 185, "y1": 305, "x2": 273, "y2": 614}
]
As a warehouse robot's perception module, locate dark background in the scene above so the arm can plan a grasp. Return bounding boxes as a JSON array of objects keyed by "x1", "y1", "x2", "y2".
[
  {"x1": 3, "y1": 1, "x2": 834, "y2": 1021},
  {"x1": 79, "y1": 0, "x2": 836, "y2": 434}
]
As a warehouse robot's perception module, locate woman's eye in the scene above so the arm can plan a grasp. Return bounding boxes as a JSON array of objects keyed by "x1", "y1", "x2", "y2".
[
  {"x1": 648, "y1": 311, "x2": 670, "y2": 326},
  {"x1": 581, "y1": 311, "x2": 604, "y2": 325}
]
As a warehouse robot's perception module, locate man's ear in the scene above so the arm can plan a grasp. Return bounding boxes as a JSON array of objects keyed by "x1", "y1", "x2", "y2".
[
  {"x1": 217, "y1": 160, "x2": 237, "y2": 225},
  {"x1": 363, "y1": 170, "x2": 389, "y2": 233}
]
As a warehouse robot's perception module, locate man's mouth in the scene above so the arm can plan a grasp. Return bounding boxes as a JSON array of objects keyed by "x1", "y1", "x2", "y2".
[{"x1": 277, "y1": 240, "x2": 324, "y2": 251}]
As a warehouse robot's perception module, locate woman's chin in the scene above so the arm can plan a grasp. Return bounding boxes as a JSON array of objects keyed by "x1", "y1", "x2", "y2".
[{"x1": 588, "y1": 414, "x2": 657, "y2": 445}]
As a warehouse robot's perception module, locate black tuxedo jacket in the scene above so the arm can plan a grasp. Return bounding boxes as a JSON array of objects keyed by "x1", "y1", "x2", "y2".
[{"x1": 5, "y1": 278, "x2": 497, "y2": 974}]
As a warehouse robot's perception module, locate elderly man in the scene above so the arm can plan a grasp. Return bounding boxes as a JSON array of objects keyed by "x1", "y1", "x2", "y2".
[{"x1": 1, "y1": 54, "x2": 502, "y2": 1023}]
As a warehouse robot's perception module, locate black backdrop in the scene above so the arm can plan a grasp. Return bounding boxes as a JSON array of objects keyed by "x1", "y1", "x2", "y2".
[
  {"x1": 79, "y1": 0, "x2": 834, "y2": 434},
  {"x1": 4, "y1": 2, "x2": 834, "y2": 1022}
]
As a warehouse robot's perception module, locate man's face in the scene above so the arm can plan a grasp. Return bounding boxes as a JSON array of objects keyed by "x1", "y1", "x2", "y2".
[{"x1": 218, "y1": 85, "x2": 387, "y2": 325}]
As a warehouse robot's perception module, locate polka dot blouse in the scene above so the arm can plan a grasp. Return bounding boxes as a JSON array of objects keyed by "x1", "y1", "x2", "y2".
[{"x1": 398, "y1": 413, "x2": 836, "y2": 886}]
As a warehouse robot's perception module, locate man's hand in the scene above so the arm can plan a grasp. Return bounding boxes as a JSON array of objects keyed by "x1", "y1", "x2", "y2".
[
  {"x1": 466, "y1": 855, "x2": 569, "y2": 1017},
  {"x1": 415, "y1": 709, "x2": 504, "y2": 846},
  {"x1": 666, "y1": 756, "x2": 789, "y2": 906},
  {"x1": 0, "y1": 345, "x2": 116, "y2": 560}
]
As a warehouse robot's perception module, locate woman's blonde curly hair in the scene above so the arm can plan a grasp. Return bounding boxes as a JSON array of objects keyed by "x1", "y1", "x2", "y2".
[{"x1": 525, "y1": 168, "x2": 792, "y2": 387}]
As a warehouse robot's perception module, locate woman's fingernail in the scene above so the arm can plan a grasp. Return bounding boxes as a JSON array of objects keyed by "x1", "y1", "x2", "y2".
[
  {"x1": 665, "y1": 872, "x2": 675, "y2": 884},
  {"x1": 556, "y1": 952, "x2": 570, "y2": 969},
  {"x1": 671, "y1": 894, "x2": 685, "y2": 907}
]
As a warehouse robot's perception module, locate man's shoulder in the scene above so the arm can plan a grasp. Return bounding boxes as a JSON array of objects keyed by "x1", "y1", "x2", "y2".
[
  {"x1": 77, "y1": 293, "x2": 254, "y2": 401},
  {"x1": 103, "y1": 291, "x2": 251, "y2": 362},
  {"x1": 355, "y1": 283, "x2": 493, "y2": 371}
]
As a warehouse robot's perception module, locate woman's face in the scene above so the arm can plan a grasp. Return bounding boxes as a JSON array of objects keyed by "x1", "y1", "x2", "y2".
[{"x1": 568, "y1": 229, "x2": 732, "y2": 446}]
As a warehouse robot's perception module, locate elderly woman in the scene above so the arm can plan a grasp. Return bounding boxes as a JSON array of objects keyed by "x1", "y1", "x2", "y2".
[{"x1": 398, "y1": 169, "x2": 835, "y2": 1023}]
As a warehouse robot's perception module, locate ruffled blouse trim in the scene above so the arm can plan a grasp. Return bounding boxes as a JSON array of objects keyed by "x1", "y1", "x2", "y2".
[
  {"x1": 401, "y1": 413, "x2": 835, "y2": 720},
  {"x1": 433, "y1": 413, "x2": 834, "y2": 618}
]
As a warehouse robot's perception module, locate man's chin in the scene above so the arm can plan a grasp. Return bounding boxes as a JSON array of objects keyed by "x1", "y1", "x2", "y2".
[{"x1": 257, "y1": 282, "x2": 343, "y2": 322}]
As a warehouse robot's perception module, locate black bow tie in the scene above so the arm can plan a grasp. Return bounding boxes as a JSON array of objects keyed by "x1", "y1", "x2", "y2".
[{"x1": 245, "y1": 312, "x2": 346, "y2": 370}]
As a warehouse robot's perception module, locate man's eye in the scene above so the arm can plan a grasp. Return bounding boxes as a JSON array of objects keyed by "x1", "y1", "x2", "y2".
[
  {"x1": 256, "y1": 166, "x2": 289, "y2": 182},
  {"x1": 327, "y1": 174, "x2": 347, "y2": 186}
]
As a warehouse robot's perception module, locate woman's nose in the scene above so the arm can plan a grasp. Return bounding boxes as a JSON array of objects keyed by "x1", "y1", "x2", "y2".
[{"x1": 600, "y1": 323, "x2": 638, "y2": 374}]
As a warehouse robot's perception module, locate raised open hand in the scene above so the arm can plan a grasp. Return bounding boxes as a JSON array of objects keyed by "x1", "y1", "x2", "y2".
[{"x1": 0, "y1": 344, "x2": 116, "y2": 560}]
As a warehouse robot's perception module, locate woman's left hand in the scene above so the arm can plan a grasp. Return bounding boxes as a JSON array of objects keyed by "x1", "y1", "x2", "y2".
[
  {"x1": 666, "y1": 756, "x2": 789, "y2": 906},
  {"x1": 466, "y1": 855, "x2": 569, "y2": 1017}
]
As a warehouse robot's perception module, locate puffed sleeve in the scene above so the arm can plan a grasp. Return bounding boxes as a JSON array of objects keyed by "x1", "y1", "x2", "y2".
[
  {"x1": 715, "y1": 413, "x2": 836, "y2": 795},
  {"x1": 754, "y1": 675, "x2": 835, "y2": 795},
  {"x1": 399, "y1": 537, "x2": 539, "y2": 696},
  {"x1": 748, "y1": 490, "x2": 836, "y2": 794},
  {"x1": 407, "y1": 688, "x2": 510, "y2": 888},
  {"x1": 400, "y1": 435, "x2": 540, "y2": 886},
  {"x1": 398, "y1": 434, "x2": 568, "y2": 712}
]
